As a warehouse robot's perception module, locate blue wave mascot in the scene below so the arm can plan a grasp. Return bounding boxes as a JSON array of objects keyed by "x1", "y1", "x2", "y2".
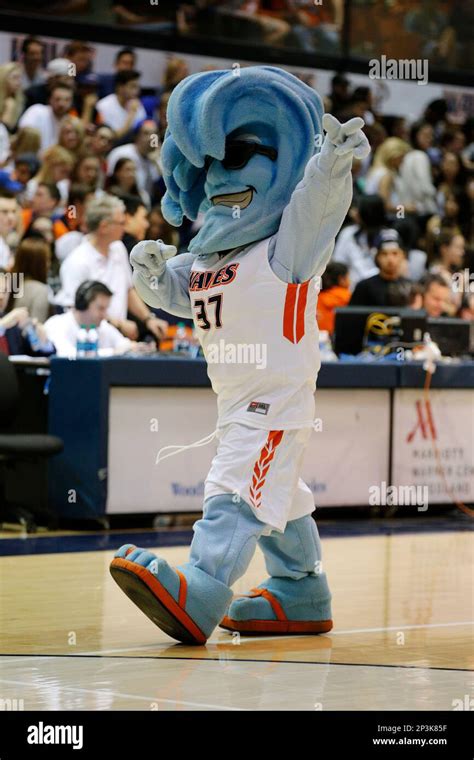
[{"x1": 110, "y1": 66, "x2": 370, "y2": 644}]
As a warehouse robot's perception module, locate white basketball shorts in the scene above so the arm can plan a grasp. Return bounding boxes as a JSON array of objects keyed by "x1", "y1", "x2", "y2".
[{"x1": 204, "y1": 423, "x2": 315, "y2": 533}]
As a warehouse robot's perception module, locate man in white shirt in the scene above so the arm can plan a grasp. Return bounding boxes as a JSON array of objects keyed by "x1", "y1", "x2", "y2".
[
  {"x1": 19, "y1": 83, "x2": 74, "y2": 154},
  {"x1": 106, "y1": 120, "x2": 161, "y2": 199},
  {"x1": 0, "y1": 193, "x2": 19, "y2": 269},
  {"x1": 56, "y1": 195, "x2": 167, "y2": 340},
  {"x1": 96, "y1": 70, "x2": 146, "y2": 139},
  {"x1": 45, "y1": 280, "x2": 133, "y2": 358}
]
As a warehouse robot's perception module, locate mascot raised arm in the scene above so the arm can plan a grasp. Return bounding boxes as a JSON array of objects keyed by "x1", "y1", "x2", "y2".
[{"x1": 110, "y1": 66, "x2": 370, "y2": 644}]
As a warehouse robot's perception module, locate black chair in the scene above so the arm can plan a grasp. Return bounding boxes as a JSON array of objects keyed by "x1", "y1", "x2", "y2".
[{"x1": 0, "y1": 353, "x2": 63, "y2": 532}]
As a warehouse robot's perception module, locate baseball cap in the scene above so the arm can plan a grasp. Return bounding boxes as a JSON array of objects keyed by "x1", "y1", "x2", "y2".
[
  {"x1": 375, "y1": 228, "x2": 403, "y2": 251},
  {"x1": 46, "y1": 58, "x2": 71, "y2": 77}
]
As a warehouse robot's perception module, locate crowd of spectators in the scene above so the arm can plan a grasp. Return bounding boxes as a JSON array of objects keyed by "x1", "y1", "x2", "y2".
[{"x1": 0, "y1": 36, "x2": 472, "y2": 361}]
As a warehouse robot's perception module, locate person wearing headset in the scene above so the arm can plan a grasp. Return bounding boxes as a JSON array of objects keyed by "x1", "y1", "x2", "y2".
[{"x1": 44, "y1": 280, "x2": 153, "y2": 358}]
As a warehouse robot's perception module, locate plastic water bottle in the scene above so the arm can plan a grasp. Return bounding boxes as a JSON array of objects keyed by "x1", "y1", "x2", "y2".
[
  {"x1": 173, "y1": 322, "x2": 190, "y2": 354},
  {"x1": 87, "y1": 324, "x2": 99, "y2": 358},
  {"x1": 23, "y1": 321, "x2": 42, "y2": 352},
  {"x1": 76, "y1": 325, "x2": 88, "y2": 358}
]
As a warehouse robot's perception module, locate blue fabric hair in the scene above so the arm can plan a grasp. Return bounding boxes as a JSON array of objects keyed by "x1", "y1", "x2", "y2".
[{"x1": 161, "y1": 66, "x2": 324, "y2": 255}]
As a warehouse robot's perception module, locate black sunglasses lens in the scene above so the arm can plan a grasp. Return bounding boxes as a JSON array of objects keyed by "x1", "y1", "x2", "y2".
[{"x1": 222, "y1": 142, "x2": 254, "y2": 169}]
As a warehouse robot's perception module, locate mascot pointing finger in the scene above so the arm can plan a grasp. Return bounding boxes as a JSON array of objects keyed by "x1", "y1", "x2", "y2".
[{"x1": 110, "y1": 66, "x2": 370, "y2": 644}]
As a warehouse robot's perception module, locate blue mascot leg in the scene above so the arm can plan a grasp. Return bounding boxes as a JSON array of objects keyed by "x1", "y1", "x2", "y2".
[
  {"x1": 110, "y1": 493, "x2": 267, "y2": 645},
  {"x1": 220, "y1": 514, "x2": 333, "y2": 635}
]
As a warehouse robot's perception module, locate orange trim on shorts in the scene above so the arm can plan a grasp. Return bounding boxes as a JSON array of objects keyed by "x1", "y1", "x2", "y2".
[{"x1": 249, "y1": 430, "x2": 284, "y2": 509}]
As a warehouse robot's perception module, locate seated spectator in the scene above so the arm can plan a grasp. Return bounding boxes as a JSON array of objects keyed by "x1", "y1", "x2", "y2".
[
  {"x1": 332, "y1": 195, "x2": 385, "y2": 288},
  {"x1": 0, "y1": 267, "x2": 54, "y2": 356},
  {"x1": 57, "y1": 115, "x2": 85, "y2": 161},
  {"x1": 23, "y1": 58, "x2": 72, "y2": 109},
  {"x1": 317, "y1": 262, "x2": 350, "y2": 334},
  {"x1": 19, "y1": 82, "x2": 75, "y2": 154},
  {"x1": 21, "y1": 183, "x2": 68, "y2": 239},
  {"x1": 55, "y1": 194, "x2": 167, "y2": 341},
  {"x1": 428, "y1": 229, "x2": 466, "y2": 315},
  {"x1": 106, "y1": 157, "x2": 148, "y2": 207},
  {"x1": 55, "y1": 184, "x2": 94, "y2": 261},
  {"x1": 95, "y1": 70, "x2": 146, "y2": 139},
  {"x1": 5, "y1": 127, "x2": 41, "y2": 172},
  {"x1": 0, "y1": 63, "x2": 24, "y2": 132},
  {"x1": 119, "y1": 194, "x2": 150, "y2": 253},
  {"x1": 365, "y1": 138, "x2": 412, "y2": 216},
  {"x1": 97, "y1": 47, "x2": 137, "y2": 99},
  {"x1": 147, "y1": 204, "x2": 180, "y2": 249},
  {"x1": 24, "y1": 145, "x2": 75, "y2": 207},
  {"x1": 106, "y1": 120, "x2": 160, "y2": 201},
  {"x1": 71, "y1": 154, "x2": 101, "y2": 193},
  {"x1": 418, "y1": 273, "x2": 452, "y2": 318},
  {"x1": 20, "y1": 37, "x2": 46, "y2": 90},
  {"x1": 87, "y1": 124, "x2": 115, "y2": 185},
  {"x1": 350, "y1": 229, "x2": 411, "y2": 307},
  {"x1": 393, "y1": 218, "x2": 428, "y2": 281},
  {"x1": 0, "y1": 190, "x2": 18, "y2": 269},
  {"x1": 45, "y1": 280, "x2": 136, "y2": 357},
  {"x1": 8, "y1": 238, "x2": 51, "y2": 323}
]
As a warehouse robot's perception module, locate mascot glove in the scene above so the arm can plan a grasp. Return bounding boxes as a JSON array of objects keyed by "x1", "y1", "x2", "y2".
[
  {"x1": 318, "y1": 114, "x2": 371, "y2": 172},
  {"x1": 130, "y1": 239, "x2": 177, "y2": 280}
]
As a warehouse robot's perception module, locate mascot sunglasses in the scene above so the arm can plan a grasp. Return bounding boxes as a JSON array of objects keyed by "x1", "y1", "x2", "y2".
[{"x1": 204, "y1": 140, "x2": 278, "y2": 171}]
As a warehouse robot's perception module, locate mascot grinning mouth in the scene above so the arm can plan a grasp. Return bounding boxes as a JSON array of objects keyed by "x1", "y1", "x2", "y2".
[{"x1": 211, "y1": 187, "x2": 255, "y2": 208}]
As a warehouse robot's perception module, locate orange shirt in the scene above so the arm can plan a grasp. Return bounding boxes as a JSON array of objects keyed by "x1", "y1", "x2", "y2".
[{"x1": 317, "y1": 286, "x2": 351, "y2": 334}]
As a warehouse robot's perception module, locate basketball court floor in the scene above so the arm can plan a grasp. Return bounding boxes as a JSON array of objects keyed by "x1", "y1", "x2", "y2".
[{"x1": 0, "y1": 519, "x2": 472, "y2": 711}]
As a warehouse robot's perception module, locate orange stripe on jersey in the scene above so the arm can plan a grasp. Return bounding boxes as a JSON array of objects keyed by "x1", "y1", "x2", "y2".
[
  {"x1": 283, "y1": 282, "x2": 309, "y2": 344},
  {"x1": 295, "y1": 281, "x2": 309, "y2": 343},
  {"x1": 249, "y1": 430, "x2": 284, "y2": 509},
  {"x1": 283, "y1": 283, "x2": 298, "y2": 343}
]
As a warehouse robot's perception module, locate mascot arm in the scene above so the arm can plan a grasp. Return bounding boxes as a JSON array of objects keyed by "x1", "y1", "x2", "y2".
[
  {"x1": 130, "y1": 240, "x2": 194, "y2": 318},
  {"x1": 271, "y1": 115, "x2": 370, "y2": 283}
]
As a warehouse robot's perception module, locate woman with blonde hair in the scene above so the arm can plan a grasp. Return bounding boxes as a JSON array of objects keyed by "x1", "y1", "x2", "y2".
[
  {"x1": 58, "y1": 115, "x2": 85, "y2": 161},
  {"x1": 365, "y1": 137, "x2": 412, "y2": 216},
  {"x1": 25, "y1": 145, "x2": 75, "y2": 207},
  {"x1": 0, "y1": 63, "x2": 24, "y2": 131}
]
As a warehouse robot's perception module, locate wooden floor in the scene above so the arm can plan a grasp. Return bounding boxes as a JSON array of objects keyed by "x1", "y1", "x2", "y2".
[{"x1": 0, "y1": 529, "x2": 472, "y2": 710}]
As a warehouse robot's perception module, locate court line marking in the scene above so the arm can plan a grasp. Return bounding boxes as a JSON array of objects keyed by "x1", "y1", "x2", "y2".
[
  {"x1": 1, "y1": 621, "x2": 472, "y2": 661},
  {"x1": 0, "y1": 655, "x2": 471, "y2": 673},
  {"x1": 0, "y1": 677, "x2": 247, "y2": 711}
]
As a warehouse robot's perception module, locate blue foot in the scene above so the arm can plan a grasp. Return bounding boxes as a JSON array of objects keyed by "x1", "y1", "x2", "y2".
[
  {"x1": 220, "y1": 574, "x2": 333, "y2": 635},
  {"x1": 110, "y1": 544, "x2": 233, "y2": 645}
]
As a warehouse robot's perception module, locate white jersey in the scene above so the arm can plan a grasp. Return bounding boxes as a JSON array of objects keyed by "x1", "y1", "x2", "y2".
[{"x1": 189, "y1": 237, "x2": 321, "y2": 430}]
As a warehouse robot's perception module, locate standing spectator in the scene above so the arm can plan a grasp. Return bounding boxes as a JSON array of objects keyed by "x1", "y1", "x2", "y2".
[
  {"x1": 332, "y1": 195, "x2": 386, "y2": 288},
  {"x1": 106, "y1": 120, "x2": 160, "y2": 201},
  {"x1": 56, "y1": 195, "x2": 167, "y2": 340},
  {"x1": 8, "y1": 238, "x2": 51, "y2": 323},
  {"x1": 95, "y1": 70, "x2": 146, "y2": 138},
  {"x1": 350, "y1": 229, "x2": 411, "y2": 307},
  {"x1": 0, "y1": 191, "x2": 18, "y2": 269},
  {"x1": 20, "y1": 37, "x2": 46, "y2": 89},
  {"x1": 19, "y1": 83, "x2": 75, "y2": 153},
  {"x1": 0, "y1": 63, "x2": 24, "y2": 132},
  {"x1": 97, "y1": 47, "x2": 137, "y2": 99}
]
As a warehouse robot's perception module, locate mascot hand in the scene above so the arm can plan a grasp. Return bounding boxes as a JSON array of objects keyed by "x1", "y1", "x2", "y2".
[
  {"x1": 130, "y1": 239, "x2": 177, "y2": 279},
  {"x1": 321, "y1": 114, "x2": 371, "y2": 160}
]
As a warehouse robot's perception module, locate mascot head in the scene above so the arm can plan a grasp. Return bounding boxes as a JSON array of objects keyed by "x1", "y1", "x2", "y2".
[{"x1": 161, "y1": 66, "x2": 324, "y2": 256}]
